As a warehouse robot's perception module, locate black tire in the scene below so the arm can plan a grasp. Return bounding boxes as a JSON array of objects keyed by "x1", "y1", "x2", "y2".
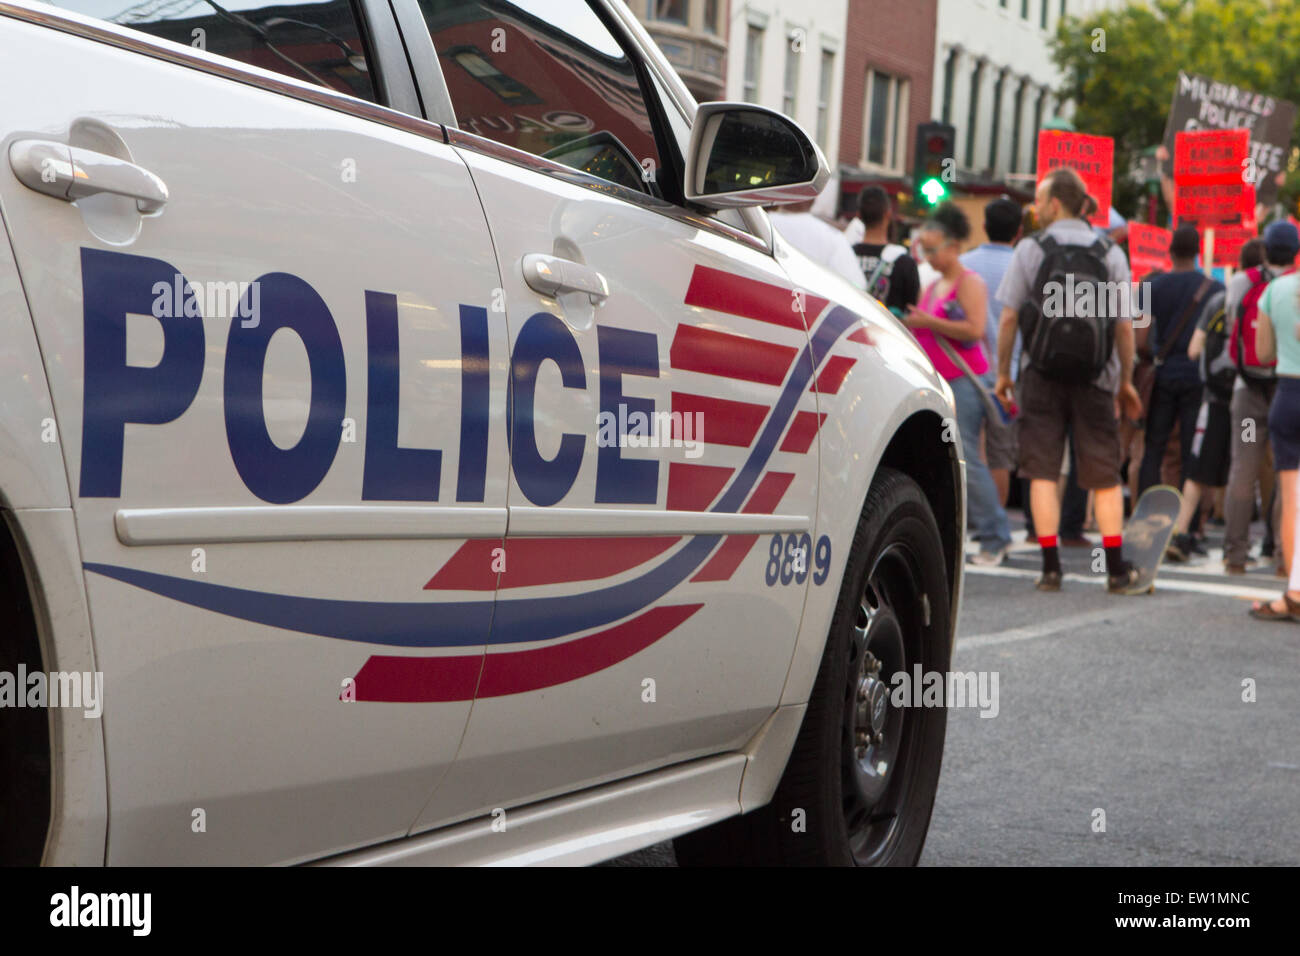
[{"x1": 674, "y1": 467, "x2": 952, "y2": 866}]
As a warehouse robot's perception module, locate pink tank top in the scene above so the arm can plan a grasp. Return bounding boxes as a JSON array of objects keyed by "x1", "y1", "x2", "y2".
[{"x1": 914, "y1": 272, "x2": 989, "y2": 381}]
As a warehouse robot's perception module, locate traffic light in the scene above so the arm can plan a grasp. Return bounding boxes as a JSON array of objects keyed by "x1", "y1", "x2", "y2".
[{"x1": 914, "y1": 122, "x2": 956, "y2": 208}]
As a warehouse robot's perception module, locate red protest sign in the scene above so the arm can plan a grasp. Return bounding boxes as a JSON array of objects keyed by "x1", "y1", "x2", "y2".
[
  {"x1": 1173, "y1": 129, "x2": 1255, "y2": 230},
  {"x1": 1205, "y1": 223, "x2": 1256, "y2": 268},
  {"x1": 1036, "y1": 130, "x2": 1113, "y2": 227},
  {"x1": 1127, "y1": 223, "x2": 1172, "y2": 282}
]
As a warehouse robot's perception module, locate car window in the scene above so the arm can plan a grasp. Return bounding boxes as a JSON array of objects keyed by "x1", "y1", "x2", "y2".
[
  {"x1": 45, "y1": 0, "x2": 377, "y2": 101},
  {"x1": 419, "y1": 0, "x2": 664, "y2": 195}
]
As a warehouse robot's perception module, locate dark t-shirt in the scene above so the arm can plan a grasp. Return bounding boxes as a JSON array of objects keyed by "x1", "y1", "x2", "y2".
[
  {"x1": 854, "y1": 243, "x2": 920, "y2": 316},
  {"x1": 1147, "y1": 270, "x2": 1224, "y2": 384}
]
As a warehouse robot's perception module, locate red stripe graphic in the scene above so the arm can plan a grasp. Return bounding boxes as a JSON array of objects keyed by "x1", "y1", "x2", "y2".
[
  {"x1": 477, "y1": 604, "x2": 702, "y2": 698},
  {"x1": 667, "y1": 462, "x2": 734, "y2": 512},
  {"x1": 692, "y1": 534, "x2": 758, "y2": 582},
  {"x1": 425, "y1": 537, "x2": 680, "y2": 591},
  {"x1": 348, "y1": 651, "x2": 481, "y2": 703},
  {"x1": 744, "y1": 471, "x2": 796, "y2": 514},
  {"x1": 847, "y1": 327, "x2": 873, "y2": 345},
  {"x1": 670, "y1": 326, "x2": 797, "y2": 386},
  {"x1": 779, "y1": 411, "x2": 827, "y2": 454},
  {"x1": 671, "y1": 391, "x2": 768, "y2": 447},
  {"x1": 349, "y1": 604, "x2": 703, "y2": 702},
  {"x1": 685, "y1": 264, "x2": 827, "y2": 331},
  {"x1": 812, "y1": 355, "x2": 857, "y2": 395},
  {"x1": 693, "y1": 471, "x2": 797, "y2": 583}
]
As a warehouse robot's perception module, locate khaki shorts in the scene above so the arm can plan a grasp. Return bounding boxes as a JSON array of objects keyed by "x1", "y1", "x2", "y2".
[{"x1": 1016, "y1": 367, "x2": 1122, "y2": 490}]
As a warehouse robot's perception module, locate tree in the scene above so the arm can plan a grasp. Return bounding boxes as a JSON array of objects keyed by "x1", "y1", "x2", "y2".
[{"x1": 1050, "y1": 0, "x2": 1300, "y2": 219}]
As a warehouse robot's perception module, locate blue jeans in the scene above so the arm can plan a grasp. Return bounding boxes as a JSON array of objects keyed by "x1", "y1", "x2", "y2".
[{"x1": 953, "y1": 375, "x2": 1012, "y2": 552}]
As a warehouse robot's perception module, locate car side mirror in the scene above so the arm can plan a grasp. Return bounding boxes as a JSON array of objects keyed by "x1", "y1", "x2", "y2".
[{"x1": 683, "y1": 103, "x2": 830, "y2": 209}]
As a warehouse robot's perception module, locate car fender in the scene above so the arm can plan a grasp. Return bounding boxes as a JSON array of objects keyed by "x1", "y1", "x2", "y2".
[{"x1": 739, "y1": 235, "x2": 966, "y2": 810}]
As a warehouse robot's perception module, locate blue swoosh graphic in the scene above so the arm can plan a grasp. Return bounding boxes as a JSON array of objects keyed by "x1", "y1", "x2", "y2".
[{"x1": 84, "y1": 305, "x2": 862, "y2": 647}]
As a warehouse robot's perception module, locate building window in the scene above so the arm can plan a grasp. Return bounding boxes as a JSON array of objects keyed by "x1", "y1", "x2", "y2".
[
  {"x1": 965, "y1": 61, "x2": 983, "y2": 168},
  {"x1": 703, "y1": 0, "x2": 719, "y2": 34},
  {"x1": 1061, "y1": 0, "x2": 1067, "y2": 17},
  {"x1": 744, "y1": 25, "x2": 763, "y2": 102},
  {"x1": 783, "y1": 33, "x2": 800, "y2": 117},
  {"x1": 1021, "y1": 0, "x2": 1029, "y2": 18},
  {"x1": 1010, "y1": 79, "x2": 1025, "y2": 173},
  {"x1": 648, "y1": 0, "x2": 688, "y2": 25},
  {"x1": 942, "y1": 48, "x2": 957, "y2": 125},
  {"x1": 817, "y1": 49, "x2": 835, "y2": 147},
  {"x1": 1041, "y1": 0, "x2": 1049, "y2": 29},
  {"x1": 989, "y1": 70, "x2": 1005, "y2": 171},
  {"x1": 864, "y1": 70, "x2": 907, "y2": 172}
]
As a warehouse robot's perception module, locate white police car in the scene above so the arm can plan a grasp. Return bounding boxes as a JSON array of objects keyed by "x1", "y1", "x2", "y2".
[{"x1": 0, "y1": 0, "x2": 963, "y2": 866}]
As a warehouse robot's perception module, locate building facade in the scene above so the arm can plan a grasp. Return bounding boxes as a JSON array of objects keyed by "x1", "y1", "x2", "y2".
[
  {"x1": 723, "y1": 1, "x2": 849, "y2": 165},
  {"x1": 636, "y1": 1, "x2": 730, "y2": 102},
  {"x1": 933, "y1": 0, "x2": 1127, "y2": 189},
  {"x1": 838, "y1": 0, "x2": 939, "y2": 190}
]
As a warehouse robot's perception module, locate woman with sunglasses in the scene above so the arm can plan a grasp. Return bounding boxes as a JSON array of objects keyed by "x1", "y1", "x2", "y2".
[{"x1": 905, "y1": 202, "x2": 1012, "y2": 564}]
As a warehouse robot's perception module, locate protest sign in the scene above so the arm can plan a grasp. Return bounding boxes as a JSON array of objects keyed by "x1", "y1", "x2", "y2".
[
  {"x1": 1163, "y1": 72, "x2": 1296, "y2": 205},
  {"x1": 1173, "y1": 129, "x2": 1255, "y2": 233},
  {"x1": 1207, "y1": 223, "x2": 1255, "y2": 269},
  {"x1": 1036, "y1": 130, "x2": 1112, "y2": 227},
  {"x1": 1127, "y1": 223, "x2": 1171, "y2": 282}
]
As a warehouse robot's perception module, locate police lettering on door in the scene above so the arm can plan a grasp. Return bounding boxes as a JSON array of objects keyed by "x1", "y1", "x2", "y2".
[{"x1": 78, "y1": 248, "x2": 683, "y2": 507}]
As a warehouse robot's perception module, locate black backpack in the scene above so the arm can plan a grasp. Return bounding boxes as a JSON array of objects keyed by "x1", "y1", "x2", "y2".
[
  {"x1": 1199, "y1": 291, "x2": 1236, "y2": 401},
  {"x1": 1018, "y1": 234, "x2": 1116, "y2": 385}
]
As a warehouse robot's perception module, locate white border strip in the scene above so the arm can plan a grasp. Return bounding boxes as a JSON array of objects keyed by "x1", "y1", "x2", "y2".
[
  {"x1": 115, "y1": 506, "x2": 507, "y2": 544},
  {"x1": 506, "y1": 507, "x2": 810, "y2": 537}
]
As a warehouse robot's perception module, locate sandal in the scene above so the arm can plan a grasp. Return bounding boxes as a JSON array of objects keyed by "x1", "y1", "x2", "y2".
[{"x1": 1249, "y1": 593, "x2": 1300, "y2": 622}]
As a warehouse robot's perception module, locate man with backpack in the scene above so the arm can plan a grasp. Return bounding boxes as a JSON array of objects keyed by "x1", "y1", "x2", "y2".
[
  {"x1": 852, "y1": 185, "x2": 921, "y2": 318},
  {"x1": 1136, "y1": 226, "x2": 1224, "y2": 496},
  {"x1": 1221, "y1": 221, "x2": 1298, "y2": 572},
  {"x1": 993, "y1": 167, "x2": 1144, "y2": 593}
]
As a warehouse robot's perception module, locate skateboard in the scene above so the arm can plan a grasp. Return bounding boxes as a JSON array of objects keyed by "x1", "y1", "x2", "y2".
[{"x1": 1121, "y1": 485, "x2": 1181, "y2": 594}]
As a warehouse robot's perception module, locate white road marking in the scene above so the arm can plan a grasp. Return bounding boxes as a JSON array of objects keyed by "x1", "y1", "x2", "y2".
[
  {"x1": 958, "y1": 605, "x2": 1148, "y2": 649},
  {"x1": 965, "y1": 562, "x2": 1280, "y2": 600}
]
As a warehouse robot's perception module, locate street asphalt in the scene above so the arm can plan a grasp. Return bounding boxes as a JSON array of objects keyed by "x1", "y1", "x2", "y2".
[{"x1": 606, "y1": 516, "x2": 1300, "y2": 866}]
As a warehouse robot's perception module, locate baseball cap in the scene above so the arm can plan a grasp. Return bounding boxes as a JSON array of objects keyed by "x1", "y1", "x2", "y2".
[{"x1": 1264, "y1": 221, "x2": 1300, "y2": 256}]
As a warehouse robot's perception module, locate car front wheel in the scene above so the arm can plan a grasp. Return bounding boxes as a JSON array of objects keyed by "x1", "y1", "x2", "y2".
[{"x1": 674, "y1": 466, "x2": 952, "y2": 865}]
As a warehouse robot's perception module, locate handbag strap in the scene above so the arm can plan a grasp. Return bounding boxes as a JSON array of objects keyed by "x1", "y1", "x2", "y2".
[{"x1": 933, "y1": 336, "x2": 1006, "y2": 424}]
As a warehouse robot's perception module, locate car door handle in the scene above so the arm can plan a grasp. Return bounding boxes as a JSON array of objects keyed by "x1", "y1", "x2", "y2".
[
  {"x1": 9, "y1": 139, "x2": 168, "y2": 214},
  {"x1": 521, "y1": 253, "x2": 609, "y2": 303}
]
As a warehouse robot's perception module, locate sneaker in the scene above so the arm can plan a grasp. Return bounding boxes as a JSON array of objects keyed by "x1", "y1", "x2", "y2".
[
  {"x1": 1035, "y1": 569, "x2": 1062, "y2": 591},
  {"x1": 971, "y1": 547, "x2": 1006, "y2": 567},
  {"x1": 1190, "y1": 536, "x2": 1208, "y2": 556},
  {"x1": 1166, "y1": 533, "x2": 1192, "y2": 563},
  {"x1": 1107, "y1": 562, "x2": 1148, "y2": 595},
  {"x1": 1224, "y1": 562, "x2": 1247, "y2": 576}
]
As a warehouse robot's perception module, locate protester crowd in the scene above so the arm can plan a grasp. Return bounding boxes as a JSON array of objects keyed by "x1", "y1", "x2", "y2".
[{"x1": 773, "y1": 166, "x2": 1300, "y2": 620}]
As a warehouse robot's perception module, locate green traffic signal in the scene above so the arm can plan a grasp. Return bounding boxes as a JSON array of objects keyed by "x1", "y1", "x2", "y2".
[{"x1": 920, "y1": 177, "x2": 947, "y2": 205}]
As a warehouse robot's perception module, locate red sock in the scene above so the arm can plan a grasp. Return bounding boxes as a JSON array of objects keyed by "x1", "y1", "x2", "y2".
[
  {"x1": 1103, "y1": 535, "x2": 1124, "y2": 575},
  {"x1": 1039, "y1": 535, "x2": 1060, "y2": 574}
]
